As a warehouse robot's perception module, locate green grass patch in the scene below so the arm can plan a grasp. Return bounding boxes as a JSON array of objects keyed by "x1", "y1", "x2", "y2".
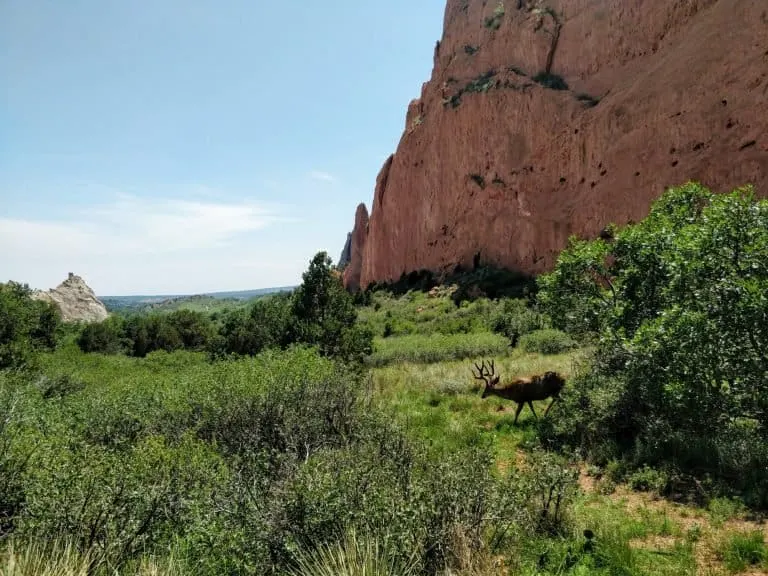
[
  {"x1": 371, "y1": 350, "x2": 579, "y2": 458},
  {"x1": 368, "y1": 333, "x2": 510, "y2": 367},
  {"x1": 718, "y1": 530, "x2": 767, "y2": 573}
]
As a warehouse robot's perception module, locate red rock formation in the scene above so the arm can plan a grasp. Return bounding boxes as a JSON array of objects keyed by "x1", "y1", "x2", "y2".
[
  {"x1": 341, "y1": 203, "x2": 370, "y2": 291},
  {"x1": 345, "y1": 0, "x2": 768, "y2": 290}
]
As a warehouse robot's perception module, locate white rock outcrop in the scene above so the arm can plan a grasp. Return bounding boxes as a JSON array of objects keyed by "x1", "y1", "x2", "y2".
[{"x1": 32, "y1": 273, "x2": 109, "y2": 323}]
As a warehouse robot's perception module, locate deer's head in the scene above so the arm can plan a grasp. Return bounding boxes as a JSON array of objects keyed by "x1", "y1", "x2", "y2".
[{"x1": 472, "y1": 359, "x2": 500, "y2": 398}]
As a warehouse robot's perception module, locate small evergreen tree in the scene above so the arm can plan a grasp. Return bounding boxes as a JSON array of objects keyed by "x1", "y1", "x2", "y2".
[{"x1": 290, "y1": 252, "x2": 372, "y2": 361}]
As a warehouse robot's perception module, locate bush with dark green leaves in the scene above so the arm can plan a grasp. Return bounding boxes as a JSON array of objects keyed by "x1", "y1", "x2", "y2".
[
  {"x1": 214, "y1": 252, "x2": 373, "y2": 364},
  {"x1": 519, "y1": 329, "x2": 577, "y2": 355},
  {"x1": 78, "y1": 310, "x2": 213, "y2": 358},
  {"x1": 212, "y1": 293, "x2": 293, "y2": 358},
  {"x1": 538, "y1": 182, "x2": 768, "y2": 505},
  {"x1": 76, "y1": 315, "x2": 127, "y2": 354},
  {"x1": 0, "y1": 282, "x2": 60, "y2": 370},
  {"x1": 490, "y1": 298, "x2": 550, "y2": 346}
]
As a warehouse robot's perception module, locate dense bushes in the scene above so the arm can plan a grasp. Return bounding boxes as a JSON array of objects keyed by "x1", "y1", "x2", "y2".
[
  {"x1": 538, "y1": 183, "x2": 768, "y2": 505},
  {"x1": 77, "y1": 309, "x2": 213, "y2": 357},
  {"x1": 0, "y1": 282, "x2": 60, "y2": 370},
  {"x1": 213, "y1": 252, "x2": 372, "y2": 363},
  {"x1": 490, "y1": 297, "x2": 550, "y2": 346},
  {"x1": 77, "y1": 252, "x2": 372, "y2": 364},
  {"x1": 519, "y1": 329, "x2": 577, "y2": 355},
  {"x1": 0, "y1": 347, "x2": 581, "y2": 574}
]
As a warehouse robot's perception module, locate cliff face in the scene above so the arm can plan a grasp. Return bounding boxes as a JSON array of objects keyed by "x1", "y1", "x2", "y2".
[
  {"x1": 338, "y1": 232, "x2": 353, "y2": 270},
  {"x1": 32, "y1": 273, "x2": 109, "y2": 323},
  {"x1": 342, "y1": 203, "x2": 370, "y2": 291},
  {"x1": 346, "y1": 0, "x2": 768, "y2": 290}
]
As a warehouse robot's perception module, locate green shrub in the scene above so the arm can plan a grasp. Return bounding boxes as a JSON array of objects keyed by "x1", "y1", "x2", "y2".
[
  {"x1": 0, "y1": 282, "x2": 60, "y2": 370},
  {"x1": 518, "y1": 329, "x2": 576, "y2": 355},
  {"x1": 216, "y1": 252, "x2": 372, "y2": 363},
  {"x1": 484, "y1": 1, "x2": 505, "y2": 29},
  {"x1": 626, "y1": 466, "x2": 668, "y2": 493},
  {"x1": 18, "y1": 433, "x2": 225, "y2": 571},
  {"x1": 538, "y1": 182, "x2": 768, "y2": 505},
  {"x1": 76, "y1": 316, "x2": 126, "y2": 354},
  {"x1": 490, "y1": 298, "x2": 549, "y2": 345},
  {"x1": 165, "y1": 309, "x2": 213, "y2": 350},
  {"x1": 214, "y1": 292, "x2": 293, "y2": 357}
]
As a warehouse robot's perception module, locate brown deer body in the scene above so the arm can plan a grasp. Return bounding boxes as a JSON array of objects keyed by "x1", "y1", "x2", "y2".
[{"x1": 472, "y1": 360, "x2": 566, "y2": 424}]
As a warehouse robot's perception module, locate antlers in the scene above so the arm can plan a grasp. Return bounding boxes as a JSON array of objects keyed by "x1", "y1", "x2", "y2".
[{"x1": 472, "y1": 359, "x2": 496, "y2": 386}]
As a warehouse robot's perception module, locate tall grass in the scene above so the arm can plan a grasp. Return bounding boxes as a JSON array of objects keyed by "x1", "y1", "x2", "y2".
[
  {"x1": 368, "y1": 333, "x2": 509, "y2": 367},
  {"x1": 0, "y1": 540, "x2": 186, "y2": 576}
]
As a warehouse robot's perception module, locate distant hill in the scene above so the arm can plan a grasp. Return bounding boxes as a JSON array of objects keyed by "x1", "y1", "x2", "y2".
[{"x1": 101, "y1": 286, "x2": 296, "y2": 313}]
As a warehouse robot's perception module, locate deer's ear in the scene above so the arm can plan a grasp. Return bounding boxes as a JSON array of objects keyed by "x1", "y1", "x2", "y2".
[{"x1": 491, "y1": 376, "x2": 500, "y2": 386}]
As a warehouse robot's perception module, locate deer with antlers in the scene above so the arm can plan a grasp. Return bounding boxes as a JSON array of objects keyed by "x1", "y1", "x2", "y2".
[{"x1": 471, "y1": 359, "x2": 566, "y2": 424}]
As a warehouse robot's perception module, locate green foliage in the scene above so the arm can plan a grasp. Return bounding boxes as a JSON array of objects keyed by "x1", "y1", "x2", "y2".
[
  {"x1": 707, "y1": 496, "x2": 747, "y2": 527},
  {"x1": 538, "y1": 183, "x2": 768, "y2": 504},
  {"x1": 0, "y1": 344, "x2": 591, "y2": 575},
  {"x1": 442, "y1": 70, "x2": 498, "y2": 108},
  {"x1": 0, "y1": 539, "x2": 188, "y2": 576},
  {"x1": 76, "y1": 316, "x2": 126, "y2": 354},
  {"x1": 165, "y1": 309, "x2": 213, "y2": 350},
  {"x1": 718, "y1": 530, "x2": 767, "y2": 573},
  {"x1": 518, "y1": 329, "x2": 577, "y2": 355},
  {"x1": 490, "y1": 298, "x2": 550, "y2": 345},
  {"x1": 508, "y1": 451, "x2": 580, "y2": 536},
  {"x1": 215, "y1": 252, "x2": 372, "y2": 363},
  {"x1": 484, "y1": 1, "x2": 505, "y2": 29},
  {"x1": 0, "y1": 282, "x2": 61, "y2": 370},
  {"x1": 358, "y1": 290, "x2": 504, "y2": 339},
  {"x1": 368, "y1": 333, "x2": 509, "y2": 367},
  {"x1": 213, "y1": 292, "x2": 293, "y2": 357},
  {"x1": 0, "y1": 375, "x2": 33, "y2": 537},
  {"x1": 365, "y1": 265, "x2": 534, "y2": 303},
  {"x1": 626, "y1": 465, "x2": 669, "y2": 493},
  {"x1": 287, "y1": 529, "x2": 420, "y2": 576},
  {"x1": 19, "y1": 434, "x2": 224, "y2": 571}
]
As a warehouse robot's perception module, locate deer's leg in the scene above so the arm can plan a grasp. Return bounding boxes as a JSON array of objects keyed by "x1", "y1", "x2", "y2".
[
  {"x1": 527, "y1": 401, "x2": 538, "y2": 419},
  {"x1": 544, "y1": 397, "x2": 557, "y2": 417},
  {"x1": 514, "y1": 402, "x2": 525, "y2": 425}
]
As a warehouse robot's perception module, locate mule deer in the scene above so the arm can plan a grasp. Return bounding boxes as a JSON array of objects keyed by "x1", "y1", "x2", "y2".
[{"x1": 471, "y1": 359, "x2": 566, "y2": 424}]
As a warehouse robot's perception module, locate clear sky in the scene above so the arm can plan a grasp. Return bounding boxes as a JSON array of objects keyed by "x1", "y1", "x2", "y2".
[{"x1": 0, "y1": 1, "x2": 445, "y2": 295}]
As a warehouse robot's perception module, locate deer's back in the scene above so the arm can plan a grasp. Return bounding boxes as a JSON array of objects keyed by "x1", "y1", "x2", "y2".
[{"x1": 495, "y1": 377, "x2": 553, "y2": 403}]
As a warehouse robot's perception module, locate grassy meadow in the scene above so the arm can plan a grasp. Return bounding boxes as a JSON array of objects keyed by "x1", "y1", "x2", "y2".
[{"x1": 5, "y1": 287, "x2": 765, "y2": 575}]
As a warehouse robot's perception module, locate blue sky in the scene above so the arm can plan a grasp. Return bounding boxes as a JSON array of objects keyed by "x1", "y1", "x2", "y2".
[{"x1": 0, "y1": 1, "x2": 445, "y2": 295}]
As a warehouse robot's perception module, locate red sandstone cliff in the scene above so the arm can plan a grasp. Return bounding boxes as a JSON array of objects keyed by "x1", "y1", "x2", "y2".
[
  {"x1": 341, "y1": 203, "x2": 370, "y2": 291},
  {"x1": 345, "y1": 0, "x2": 768, "y2": 290}
]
